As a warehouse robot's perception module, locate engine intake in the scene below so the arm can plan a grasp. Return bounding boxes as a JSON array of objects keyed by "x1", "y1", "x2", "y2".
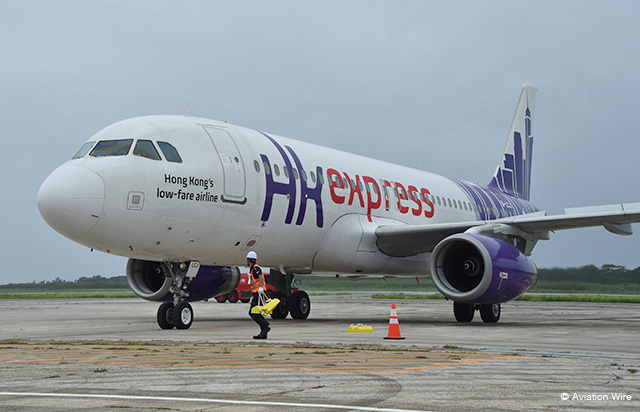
[
  {"x1": 126, "y1": 259, "x2": 240, "y2": 302},
  {"x1": 430, "y1": 233, "x2": 537, "y2": 304}
]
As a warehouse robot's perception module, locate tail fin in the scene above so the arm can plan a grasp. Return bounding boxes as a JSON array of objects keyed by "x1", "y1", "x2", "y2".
[{"x1": 488, "y1": 84, "x2": 537, "y2": 201}]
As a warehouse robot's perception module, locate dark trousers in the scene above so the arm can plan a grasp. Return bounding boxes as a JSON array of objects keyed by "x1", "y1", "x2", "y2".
[{"x1": 249, "y1": 293, "x2": 270, "y2": 332}]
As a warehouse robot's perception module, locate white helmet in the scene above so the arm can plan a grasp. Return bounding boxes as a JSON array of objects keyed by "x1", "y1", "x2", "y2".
[{"x1": 246, "y1": 251, "x2": 257, "y2": 260}]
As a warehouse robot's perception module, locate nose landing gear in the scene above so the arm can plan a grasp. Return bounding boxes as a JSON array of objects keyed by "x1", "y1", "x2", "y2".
[{"x1": 156, "y1": 261, "x2": 199, "y2": 330}]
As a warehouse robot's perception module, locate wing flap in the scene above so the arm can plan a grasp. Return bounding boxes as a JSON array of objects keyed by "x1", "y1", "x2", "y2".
[
  {"x1": 510, "y1": 202, "x2": 640, "y2": 233},
  {"x1": 375, "y1": 202, "x2": 640, "y2": 258}
]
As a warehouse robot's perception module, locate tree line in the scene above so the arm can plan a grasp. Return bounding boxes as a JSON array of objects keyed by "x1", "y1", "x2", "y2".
[{"x1": 1, "y1": 265, "x2": 640, "y2": 292}]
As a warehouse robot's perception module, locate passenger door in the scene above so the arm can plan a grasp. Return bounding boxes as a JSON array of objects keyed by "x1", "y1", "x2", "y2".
[{"x1": 203, "y1": 126, "x2": 246, "y2": 204}]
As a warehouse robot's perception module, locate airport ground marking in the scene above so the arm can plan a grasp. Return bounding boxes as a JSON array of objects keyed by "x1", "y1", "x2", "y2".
[
  {"x1": 0, "y1": 343, "x2": 526, "y2": 375},
  {"x1": 0, "y1": 391, "x2": 431, "y2": 412}
]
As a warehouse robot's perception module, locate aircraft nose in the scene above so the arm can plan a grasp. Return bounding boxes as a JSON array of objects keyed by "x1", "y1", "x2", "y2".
[{"x1": 37, "y1": 165, "x2": 105, "y2": 241}]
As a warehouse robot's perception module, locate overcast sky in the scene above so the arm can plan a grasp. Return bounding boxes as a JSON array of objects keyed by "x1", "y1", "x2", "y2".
[{"x1": 2, "y1": 1, "x2": 640, "y2": 283}]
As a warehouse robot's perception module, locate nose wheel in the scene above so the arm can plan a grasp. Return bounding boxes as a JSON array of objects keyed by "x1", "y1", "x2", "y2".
[
  {"x1": 157, "y1": 302, "x2": 175, "y2": 330},
  {"x1": 156, "y1": 301, "x2": 194, "y2": 329},
  {"x1": 156, "y1": 261, "x2": 199, "y2": 330}
]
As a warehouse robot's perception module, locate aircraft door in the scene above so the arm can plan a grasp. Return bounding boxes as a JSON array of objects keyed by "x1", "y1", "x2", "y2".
[{"x1": 203, "y1": 126, "x2": 246, "y2": 204}]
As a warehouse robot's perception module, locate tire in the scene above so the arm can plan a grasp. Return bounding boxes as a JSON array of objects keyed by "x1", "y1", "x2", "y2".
[
  {"x1": 270, "y1": 291, "x2": 289, "y2": 319},
  {"x1": 479, "y1": 304, "x2": 501, "y2": 323},
  {"x1": 157, "y1": 302, "x2": 175, "y2": 330},
  {"x1": 453, "y1": 302, "x2": 475, "y2": 322},
  {"x1": 228, "y1": 291, "x2": 239, "y2": 303},
  {"x1": 215, "y1": 294, "x2": 227, "y2": 303},
  {"x1": 174, "y1": 301, "x2": 194, "y2": 329},
  {"x1": 289, "y1": 290, "x2": 310, "y2": 319}
]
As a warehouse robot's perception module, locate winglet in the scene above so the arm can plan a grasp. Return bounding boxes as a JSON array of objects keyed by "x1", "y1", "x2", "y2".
[{"x1": 488, "y1": 84, "x2": 537, "y2": 201}]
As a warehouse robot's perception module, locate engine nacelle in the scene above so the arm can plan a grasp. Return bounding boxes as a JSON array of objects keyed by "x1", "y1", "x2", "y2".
[
  {"x1": 126, "y1": 259, "x2": 240, "y2": 302},
  {"x1": 430, "y1": 234, "x2": 537, "y2": 304}
]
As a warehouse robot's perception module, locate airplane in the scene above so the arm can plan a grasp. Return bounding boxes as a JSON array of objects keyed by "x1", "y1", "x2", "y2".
[{"x1": 37, "y1": 84, "x2": 640, "y2": 329}]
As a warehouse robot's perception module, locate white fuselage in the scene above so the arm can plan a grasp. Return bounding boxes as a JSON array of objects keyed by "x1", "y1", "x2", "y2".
[{"x1": 38, "y1": 115, "x2": 519, "y2": 276}]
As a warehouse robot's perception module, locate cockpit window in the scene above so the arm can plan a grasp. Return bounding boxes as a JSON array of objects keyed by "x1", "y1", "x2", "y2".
[
  {"x1": 72, "y1": 141, "x2": 95, "y2": 159},
  {"x1": 90, "y1": 139, "x2": 133, "y2": 157},
  {"x1": 133, "y1": 140, "x2": 162, "y2": 160},
  {"x1": 157, "y1": 141, "x2": 182, "y2": 163}
]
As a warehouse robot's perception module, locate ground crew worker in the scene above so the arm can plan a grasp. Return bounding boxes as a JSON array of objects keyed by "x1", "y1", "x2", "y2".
[{"x1": 247, "y1": 251, "x2": 270, "y2": 339}]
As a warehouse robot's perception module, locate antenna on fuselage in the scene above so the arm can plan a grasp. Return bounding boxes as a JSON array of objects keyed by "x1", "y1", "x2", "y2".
[{"x1": 183, "y1": 103, "x2": 191, "y2": 117}]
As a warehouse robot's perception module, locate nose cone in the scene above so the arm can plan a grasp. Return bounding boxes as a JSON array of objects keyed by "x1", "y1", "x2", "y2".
[{"x1": 37, "y1": 165, "x2": 105, "y2": 241}]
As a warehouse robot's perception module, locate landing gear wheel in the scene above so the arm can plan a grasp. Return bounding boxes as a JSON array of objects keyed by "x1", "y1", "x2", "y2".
[
  {"x1": 228, "y1": 291, "x2": 239, "y2": 303},
  {"x1": 479, "y1": 303, "x2": 501, "y2": 323},
  {"x1": 453, "y1": 302, "x2": 475, "y2": 322},
  {"x1": 270, "y1": 291, "x2": 289, "y2": 319},
  {"x1": 157, "y1": 302, "x2": 175, "y2": 330},
  {"x1": 289, "y1": 291, "x2": 310, "y2": 319},
  {"x1": 174, "y1": 301, "x2": 193, "y2": 329}
]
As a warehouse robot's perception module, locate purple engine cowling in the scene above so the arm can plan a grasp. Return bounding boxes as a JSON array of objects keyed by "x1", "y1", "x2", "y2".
[
  {"x1": 126, "y1": 259, "x2": 241, "y2": 302},
  {"x1": 430, "y1": 233, "x2": 537, "y2": 304}
]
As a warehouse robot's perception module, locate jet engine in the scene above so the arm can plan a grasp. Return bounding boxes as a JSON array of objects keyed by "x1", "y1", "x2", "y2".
[
  {"x1": 430, "y1": 233, "x2": 537, "y2": 304},
  {"x1": 126, "y1": 259, "x2": 240, "y2": 302}
]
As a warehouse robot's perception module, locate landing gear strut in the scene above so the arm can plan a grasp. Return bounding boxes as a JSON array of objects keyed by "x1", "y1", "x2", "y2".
[
  {"x1": 453, "y1": 302, "x2": 501, "y2": 323},
  {"x1": 269, "y1": 269, "x2": 311, "y2": 320},
  {"x1": 156, "y1": 261, "x2": 199, "y2": 330}
]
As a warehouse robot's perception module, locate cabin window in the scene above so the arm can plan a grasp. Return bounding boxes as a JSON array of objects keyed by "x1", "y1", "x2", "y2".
[
  {"x1": 133, "y1": 140, "x2": 162, "y2": 160},
  {"x1": 310, "y1": 171, "x2": 316, "y2": 183},
  {"x1": 380, "y1": 182, "x2": 389, "y2": 197},
  {"x1": 72, "y1": 141, "x2": 95, "y2": 159},
  {"x1": 90, "y1": 139, "x2": 133, "y2": 157},
  {"x1": 157, "y1": 141, "x2": 182, "y2": 163},
  {"x1": 254, "y1": 160, "x2": 261, "y2": 172},
  {"x1": 283, "y1": 165, "x2": 289, "y2": 178},
  {"x1": 263, "y1": 161, "x2": 271, "y2": 175},
  {"x1": 318, "y1": 172, "x2": 324, "y2": 185},
  {"x1": 273, "y1": 164, "x2": 280, "y2": 176},
  {"x1": 301, "y1": 169, "x2": 307, "y2": 182},
  {"x1": 292, "y1": 168, "x2": 299, "y2": 180}
]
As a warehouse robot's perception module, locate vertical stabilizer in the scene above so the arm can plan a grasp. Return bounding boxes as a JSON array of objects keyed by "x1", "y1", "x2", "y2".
[{"x1": 488, "y1": 84, "x2": 537, "y2": 201}]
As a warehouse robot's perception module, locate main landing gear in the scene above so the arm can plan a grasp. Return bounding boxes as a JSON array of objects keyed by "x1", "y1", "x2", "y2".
[
  {"x1": 156, "y1": 261, "x2": 199, "y2": 330},
  {"x1": 453, "y1": 302, "x2": 501, "y2": 323},
  {"x1": 268, "y1": 269, "x2": 311, "y2": 320}
]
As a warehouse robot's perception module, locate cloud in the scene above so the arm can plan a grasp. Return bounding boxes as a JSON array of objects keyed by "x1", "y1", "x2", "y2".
[{"x1": 3, "y1": 1, "x2": 640, "y2": 282}]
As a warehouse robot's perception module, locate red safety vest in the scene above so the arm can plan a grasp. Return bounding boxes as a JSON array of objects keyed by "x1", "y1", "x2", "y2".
[{"x1": 250, "y1": 264, "x2": 265, "y2": 294}]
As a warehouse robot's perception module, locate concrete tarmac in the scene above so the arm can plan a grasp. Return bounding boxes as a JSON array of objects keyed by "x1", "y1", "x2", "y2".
[{"x1": 0, "y1": 295, "x2": 639, "y2": 411}]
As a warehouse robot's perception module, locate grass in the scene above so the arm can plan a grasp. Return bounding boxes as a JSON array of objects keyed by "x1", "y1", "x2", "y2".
[
  {"x1": 370, "y1": 292, "x2": 640, "y2": 304},
  {"x1": 371, "y1": 293, "x2": 445, "y2": 300},
  {"x1": 2, "y1": 290, "x2": 639, "y2": 304},
  {"x1": 515, "y1": 294, "x2": 640, "y2": 303},
  {"x1": 0, "y1": 292, "x2": 136, "y2": 299}
]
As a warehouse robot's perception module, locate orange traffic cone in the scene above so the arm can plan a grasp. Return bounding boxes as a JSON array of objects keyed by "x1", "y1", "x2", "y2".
[{"x1": 383, "y1": 304, "x2": 405, "y2": 340}]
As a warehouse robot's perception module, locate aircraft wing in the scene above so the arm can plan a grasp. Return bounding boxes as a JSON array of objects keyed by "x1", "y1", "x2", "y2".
[{"x1": 375, "y1": 202, "x2": 640, "y2": 257}]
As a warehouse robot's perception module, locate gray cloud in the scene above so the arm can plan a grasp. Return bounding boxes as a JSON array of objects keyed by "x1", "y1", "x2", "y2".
[{"x1": 2, "y1": 1, "x2": 640, "y2": 282}]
